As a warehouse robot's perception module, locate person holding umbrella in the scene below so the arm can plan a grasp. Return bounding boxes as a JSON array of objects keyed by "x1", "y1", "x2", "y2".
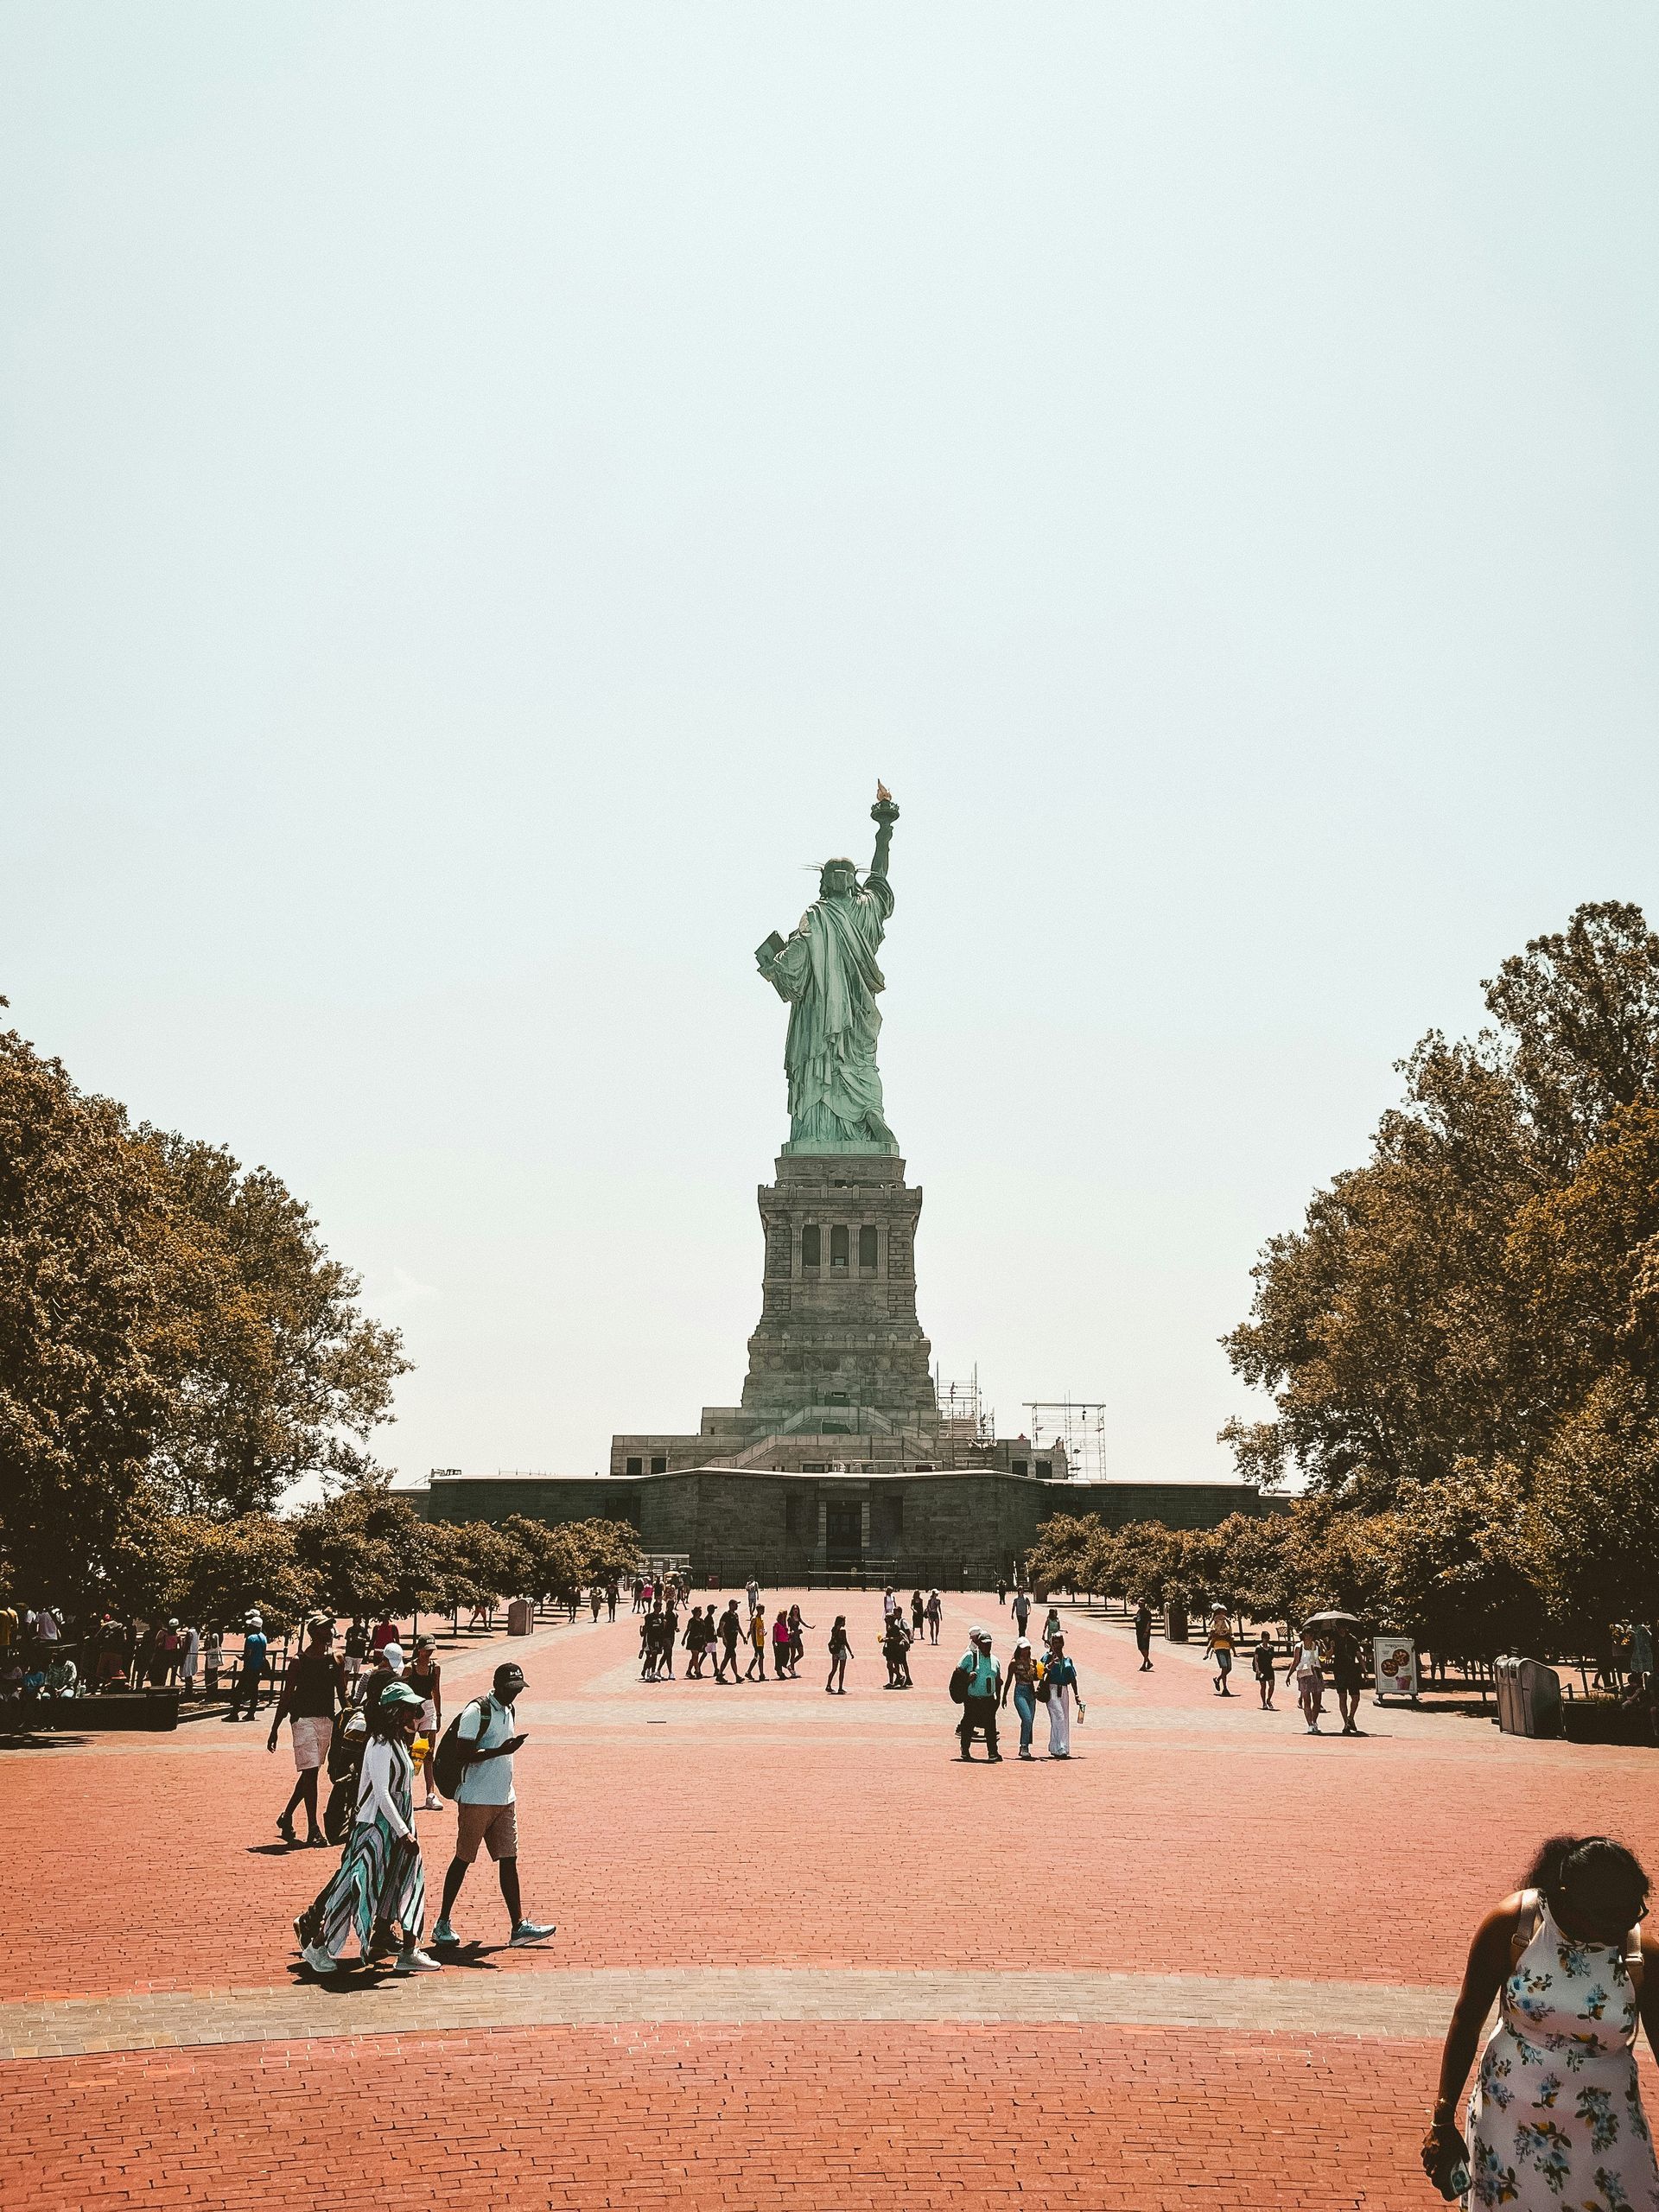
[{"x1": 1299, "y1": 1611, "x2": 1366, "y2": 1737}]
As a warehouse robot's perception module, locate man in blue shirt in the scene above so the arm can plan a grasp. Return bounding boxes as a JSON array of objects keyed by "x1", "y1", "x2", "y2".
[
  {"x1": 232, "y1": 1613, "x2": 269, "y2": 1720},
  {"x1": 957, "y1": 1628, "x2": 1002, "y2": 1762}
]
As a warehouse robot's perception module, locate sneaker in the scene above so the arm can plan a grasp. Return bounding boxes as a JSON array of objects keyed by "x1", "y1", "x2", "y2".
[
  {"x1": 509, "y1": 1919, "x2": 556, "y2": 1946},
  {"x1": 423, "y1": 1795, "x2": 443, "y2": 1810},
  {"x1": 395, "y1": 1948, "x2": 443, "y2": 1974},
  {"x1": 1018, "y1": 1749, "x2": 1033, "y2": 1760},
  {"x1": 430, "y1": 1918, "x2": 460, "y2": 1948},
  {"x1": 302, "y1": 1942, "x2": 338, "y2": 1975}
]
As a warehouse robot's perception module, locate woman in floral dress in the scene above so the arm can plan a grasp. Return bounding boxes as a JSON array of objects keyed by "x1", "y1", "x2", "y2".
[{"x1": 1424, "y1": 1835, "x2": 1659, "y2": 2209}]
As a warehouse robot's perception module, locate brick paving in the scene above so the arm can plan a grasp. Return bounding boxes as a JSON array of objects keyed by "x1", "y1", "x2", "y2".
[{"x1": 3, "y1": 1590, "x2": 1656, "y2": 2209}]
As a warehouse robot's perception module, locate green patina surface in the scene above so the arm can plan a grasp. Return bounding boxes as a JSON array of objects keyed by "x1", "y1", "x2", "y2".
[{"x1": 757, "y1": 793, "x2": 903, "y2": 1155}]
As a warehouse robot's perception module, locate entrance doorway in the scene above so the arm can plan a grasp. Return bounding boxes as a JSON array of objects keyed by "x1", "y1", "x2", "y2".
[{"x1": 824, "y1": 1502, "x2": 862, "y2": 1567}]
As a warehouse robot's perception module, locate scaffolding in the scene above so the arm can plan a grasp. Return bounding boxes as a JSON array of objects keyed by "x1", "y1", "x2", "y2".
[
  {"x1": 1021, "y1": 1398, "x2": 1107, "y2": 1483},
  {"x1": 934, "y1": 1363, "x2": 996, "y2": 1463}
]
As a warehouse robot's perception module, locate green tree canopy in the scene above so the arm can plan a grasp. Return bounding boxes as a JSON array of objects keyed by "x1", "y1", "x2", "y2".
[
  {"x1": 0, "y1": 1007, "x2": 410, "y2": 1605},
  {"x1": 1224, "y1": 901, "x2": 1659, "y2": 1509}
]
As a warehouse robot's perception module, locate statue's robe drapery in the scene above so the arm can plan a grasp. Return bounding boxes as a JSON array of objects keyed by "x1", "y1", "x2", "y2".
[{"x1": 764, "y1": 873, "x2": 896, "y2": 1149}]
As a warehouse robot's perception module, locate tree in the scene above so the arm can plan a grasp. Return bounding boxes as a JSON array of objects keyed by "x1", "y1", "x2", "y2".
[
  {"x1": 1376, "y1": 1470, "x2": 1545, "y2": 1660},
  {"x1": 1222, "y1": 1035, "x2": 1541, "y2": 1502},
  {"x1": 1484, "y1": 901, "x2": 1659, "y2": 1168},
  {"x1": 141, "y1": 1132, "x2": 409, "y2": 1517},
  {"x1": 0, "y1": 1016, "x2": 172, "y2": 1603},
  {"x1": 292, "y1": 1478, "x2": 435, "y2": 1621},
  {"x1": 165, "y1": 1513, "x2": 315, "y2": 1630},
  {"x1": 0, "y1": 1004, "x2": 411, "y2": 1606},
  {"x1": 1224, "y1": 902, "x2": 1659, "y2": 1509},
  {"x1": 1024, "y1": 1513, "x2": 1099, "y2": 1594},
  {"x1": 432, "y1": 1520, "x2": 534, "y2": 1616},
  {"x1": 1526, "y1": 1376, "x2": 1659, "y2": 1641}
]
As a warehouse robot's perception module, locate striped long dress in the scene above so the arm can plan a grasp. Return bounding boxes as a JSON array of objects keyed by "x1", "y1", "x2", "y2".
[{"x1": 298, "y1": 1738, "x2": 425, "y2": 1958}]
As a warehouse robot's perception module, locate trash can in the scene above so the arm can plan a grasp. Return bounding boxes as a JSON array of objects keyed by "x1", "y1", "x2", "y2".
[
  {"x1": 1165, "y1": 1604, "x2": 1190, "y2": 1644},
  {"x1": 1494, "y1": 1656, "x2": 1562, "y2": 1738},
  {"x1": 507, "y1": 1598, "x2": 534, "y2": 1637}
]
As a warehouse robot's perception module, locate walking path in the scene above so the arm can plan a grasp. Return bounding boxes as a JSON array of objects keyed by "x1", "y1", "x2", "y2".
[{"x1": 3, "y1": 1588, "x2": 1654, "y2": 2209}]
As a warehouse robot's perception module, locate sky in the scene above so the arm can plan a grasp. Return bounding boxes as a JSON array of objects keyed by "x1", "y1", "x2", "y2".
[{"x1": 3, "y1": 6, "x2": 1656, "y2": 1491}]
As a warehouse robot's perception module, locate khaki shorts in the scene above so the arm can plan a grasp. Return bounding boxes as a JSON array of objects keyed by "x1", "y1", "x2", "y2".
[
  {"x1": 454, "y1": 1799, "x2": 518, "y2": 1863},
  {"x1": 290, "y1": 1716, "x2": 333, "y2": 1771}
]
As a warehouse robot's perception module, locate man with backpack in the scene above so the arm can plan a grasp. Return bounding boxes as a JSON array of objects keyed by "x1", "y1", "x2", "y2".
[
  {"x1": 952, "y1": 1628, "x2": 1002, "y2": 1762},
  {"x1": 429, "y1": 1662, "x2": 556, "y2": 1952}
]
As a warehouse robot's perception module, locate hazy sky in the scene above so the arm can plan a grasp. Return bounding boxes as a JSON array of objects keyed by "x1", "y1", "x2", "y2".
[{"x1": 3, "y1": 7, "x2": 1656, "y2": 1491}]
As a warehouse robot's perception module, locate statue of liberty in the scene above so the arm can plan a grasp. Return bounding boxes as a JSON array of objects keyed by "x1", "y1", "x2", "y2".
[{"x1": 755, "y1": 785, "x2": 901, "y2": 1154}]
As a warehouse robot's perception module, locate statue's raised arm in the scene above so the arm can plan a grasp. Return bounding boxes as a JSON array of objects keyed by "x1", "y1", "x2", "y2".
[
  {"x1": 753, "y1": 785, "x2": 902, "y2": 1155},
  {"x1": 869, "y1": 780, "x2": 899, "y2": 883}
]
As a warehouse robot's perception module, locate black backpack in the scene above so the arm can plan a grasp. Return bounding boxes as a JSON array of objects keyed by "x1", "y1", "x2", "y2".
[
  {"x1": 948, "y1": 1663, "x2": 971, "y2": 1705},
  {"x1": 430, "y1": 1696, "x2": 489, "y2": 1802}
]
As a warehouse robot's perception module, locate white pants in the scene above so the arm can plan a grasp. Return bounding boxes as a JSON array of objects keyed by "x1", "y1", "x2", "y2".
[{"x1": 1047, "y1": 1685, "x2": 1072, "y2": 1756}]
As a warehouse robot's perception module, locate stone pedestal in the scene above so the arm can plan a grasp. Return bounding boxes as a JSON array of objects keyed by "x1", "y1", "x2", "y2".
[{"x1": 739, "y1": 1152, "x2": 937, "y2": 1438}]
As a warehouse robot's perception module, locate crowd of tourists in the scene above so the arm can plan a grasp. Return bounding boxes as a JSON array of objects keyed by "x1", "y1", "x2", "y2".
[
  {"x1": 0, "y1": 1605, "x2": 78, "y2": 1718},
  {"x1": 629, "y1": 1578, "x2": 949, "y2": 1692}
]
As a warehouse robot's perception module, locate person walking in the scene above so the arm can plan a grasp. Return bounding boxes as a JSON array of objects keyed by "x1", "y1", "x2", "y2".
[
  {"x1": 661, "y1": 1595, "x2": 679, "y2": 1679},
  {"x1": 407, "y1": 1636, "x2": 444, "y2": 1808},
  {"x1": 715, "y1": 1599, "x2": 742, "y2": 1682},
  {"x1": 1331, "y1": 1629, "x2": 1365, "y2": 1736},
  {"x1": 430, "y1": 1662, "x2": 555, "y2": 1953},
  {"x1": 1011, "y1": 1588, "x2": 1032, "y2": 1640},
  {"x1": 1040, "y1": 1633, "x2": 1083, "y2": 1758},
  {"x1": 786, "y1": 1605, "x2": 809, "y2": 1678},
  {"x1": 997, "y1": 1578, "x2": 1008, "y2": 1608},
  {"x1": 1287, "y1": 1629, "x2": 1325, "y2": 1733},
  {"x1": 1205, "y1": 1609, "x2": 1235, "y2": 1696},
  {"x1": 202, "y1": 1627, "x2": 223, "y2": 1701},
  {"x1": 909, "y1": 1590, "x2": 925, "y2": 1643},
  {"x1": 296, "y1": 1679, "x2": 438, "y2": 1975},
  {"x1": 1041, "y1": 1605, "x2": 1063, "y2": 1656},
  {"x1": 606, "y1": 1583, "x2": 619, "y2": 1622},
  {"x1": 1001, "y1": 1637, "x2": 1039, "y2": 1758},
  {"x1": 1422, "y1": 1834, "x2": 1659, "y2": 2209},
  {"x1": 955, "y1": 1628, "x2": 1002, "y2": 1762},
  {"x1": 1251, "y1": 1632, "x2": 1276, "y2": 1710},
  {"x1": 232, "y1": 1613, "x2": 269, "y2": 1720},
  {"x1": 925, "y1": 1590, "x2": 942, "y2": 1646},
  {"x1": 632, "y1": 1577, "x2": 645, "y2": 1613},
  {"x1": 745, "y1": 1604, "x2": 767, "y2": 1681},
  {"x1": 341, "y1": 1619, "x2": 368, "y2": 1697},
  {"x1": 270, "y1": 1617, "x2": 346, "y2": 1846},
  {"x1": 825, "y1": 1616, "x2": 852, "y2": 1693},
  {"x1": 745, "y1": 1577, "x2": 761, "y2": 1624},
  {"x1": 1134, "y1": 1599, "x2": 1154, "y2": 1671},
  {"x1": 771, "y1": 1609, "x2": 791, "y2": 1680},
  {"x1": 639, "y1": 1608, "x2": 661, "y2": 1681},
  {"x1": 181, "y1": 1622, "x2": 200, "y2": 1699}
]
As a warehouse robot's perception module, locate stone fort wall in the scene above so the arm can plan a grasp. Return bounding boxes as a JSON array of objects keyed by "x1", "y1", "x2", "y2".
[{"x1": 418, "y1": 1468, "x2": 1273, "y2": 1586}]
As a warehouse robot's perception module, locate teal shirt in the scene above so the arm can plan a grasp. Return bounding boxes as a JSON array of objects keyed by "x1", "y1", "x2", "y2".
[{"x1": 959, "y1": 1648, "x2": 1001, "y2": 1698}]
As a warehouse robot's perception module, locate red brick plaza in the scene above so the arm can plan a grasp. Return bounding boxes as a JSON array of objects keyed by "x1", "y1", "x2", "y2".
[{"x1": 3, "y1": 1596, "x2": 1653, "y2": 2209}]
